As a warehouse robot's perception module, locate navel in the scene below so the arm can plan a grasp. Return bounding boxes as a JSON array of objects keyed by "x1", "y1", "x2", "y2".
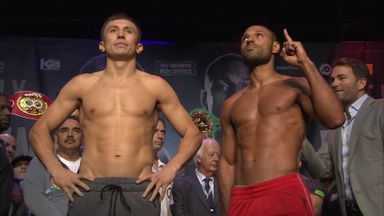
[
  {"x1": 143, "y1": 109, "x2": 148, "y2": 114},
  {"x1": 114, "y1": 154, "x2": 121, "y2": 158},
  {"x1": 90, "y1": 108, "x2": 95, "y2": 113}
]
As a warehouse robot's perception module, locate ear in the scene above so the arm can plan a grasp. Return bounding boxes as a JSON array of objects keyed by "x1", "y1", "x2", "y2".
[
  {"x1": 53, "y1": 133, "x2": 58, "y2": 149},
  {"x1": 196, "y1": 157, "x2": 201, "y2": 164},
  {"x1": 272, "y1": 41, "x2": 281, "y2": 54},
  {"x1": 200, "y1": 89, "x2": 208, "y2": 109},
  {"x1": 136, "y1": 43, "x2": 144, "y2": 54},
  {"x1": 99, "y1": 41, "x2": 105, "y2": 53},
  {"x1": 357, "y1": 78, "x2": 367, "y2": 91}
]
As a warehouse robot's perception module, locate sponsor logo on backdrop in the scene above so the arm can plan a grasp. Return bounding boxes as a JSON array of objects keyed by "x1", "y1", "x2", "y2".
[
  {"x1": 319, "y1": 63, "x2": 332, "y2": 76},
  {"x1": 156, "y1": 61, "x2": 197, "y2": 76},
  {"x1": 40, "y1": 58, "x2": 61, "y2": 71}
]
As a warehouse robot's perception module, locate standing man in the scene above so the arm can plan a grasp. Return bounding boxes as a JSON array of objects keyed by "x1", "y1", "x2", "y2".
[
  {"x1": 152, "y1": 118, "x2": 173, "y2": 216},
  {"x1": 172, "y1": 138, "x2": 221, "y2": 215},
  {"x1": 24, "y1": 115, "x2": 82, "y2": 216},
  {"x1": 0, "y1": 93, "x2": 13, "y2": 216},
  {"x1": 0, "y1": 133, "x2": 16, "y2": 162},
  {"x1": 300, "y1": 57, "x2": 384, "y2": 216},
  {"x1": 28, "y1": 13, "x2": 202, "y2": 216},
  {"x1": 218, "y1": 25, "x2": 345, "y2": 215}
]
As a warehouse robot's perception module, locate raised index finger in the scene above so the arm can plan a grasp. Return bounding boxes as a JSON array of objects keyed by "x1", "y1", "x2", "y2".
[{"x1": 283, "y1": 28, "x2": 293, "y2": 42}]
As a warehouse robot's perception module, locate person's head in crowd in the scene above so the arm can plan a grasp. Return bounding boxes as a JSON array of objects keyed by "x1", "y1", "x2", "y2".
[
  {"x1": 52, "y1": 108, "x2": 80, "y2": 150},
  {"x1": 0, "y1": 93, "x2": 12, "y2": 133},
  {"x1": 194, "y1": 138, "x2": 221, "y2": 177},
  {"x1": 152, "y1": 118, "x2": 166, "y2": 154},
  {"x1": 330, "y1": 57, "x2": 371, "y2": 107},
  {"x1": 54, "y1": 115, "x2": 82, "y2": 156},
  {"x1": 0, "y1": 133, "x2": 16, "y2": 162},
  {"x1": 201, "y1": 53, "x2": 249, "y2": 117},
  {"x1": 12, "y1": 155, "x2": 32, "y2": 180}
]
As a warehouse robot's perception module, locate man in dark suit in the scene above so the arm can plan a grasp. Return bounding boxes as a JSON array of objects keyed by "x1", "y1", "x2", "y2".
[
  {"x1": 172, "y1": 138, "x2": 221, "y2": 216},
  {"x1": 0, "y1": 93, "x2": 13, "y2": 216},
  {"x1": 301, "y1": 57, "x2": 384, "y2": 216}
]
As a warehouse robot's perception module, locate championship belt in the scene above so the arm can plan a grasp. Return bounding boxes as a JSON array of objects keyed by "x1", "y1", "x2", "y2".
[
  {"x1": 9, "y1": 91, "x2": 52, "y2": 120},
  {"x1": 189, "y1": 108, "x2": 220, "y2": 138}
]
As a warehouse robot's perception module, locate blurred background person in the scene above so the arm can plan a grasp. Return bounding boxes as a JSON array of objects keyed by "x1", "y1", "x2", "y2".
[
  {"x1": 152, "y1": 118, "x2": 173, "y2": 216},
  {"x1": 298, "y1": 156, "x2": 326, "y2": 216},
  {"x1": 0, "y1": 93, "x2": 13, "y2": 216},
  {"x1": 0, "y1": 133, "x2": 16, "y2": 162},
  {"x1": 10, "y1": 154, "x2": 32, "y2": 216},
  {"x1": 23, "y1": 115, "x2": 82, "y2": 216}
]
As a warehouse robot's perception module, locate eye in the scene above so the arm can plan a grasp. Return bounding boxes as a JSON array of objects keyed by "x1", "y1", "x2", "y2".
[
  {"x1": 212, "y1": 80, "x2": 229, "y2": 92},
  {"x1": 73, "y1": 128, "x2": 82, "y2": 134}
]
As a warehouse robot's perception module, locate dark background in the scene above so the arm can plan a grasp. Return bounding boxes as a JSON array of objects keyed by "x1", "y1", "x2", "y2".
[{"x1": 1, "y1": 1, "x2": 381, "y2": 44}]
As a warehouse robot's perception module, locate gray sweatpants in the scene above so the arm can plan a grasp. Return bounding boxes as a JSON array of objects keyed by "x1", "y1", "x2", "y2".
[{"x1": 68, "y1": 177, "x2": 160, "y2": 216}]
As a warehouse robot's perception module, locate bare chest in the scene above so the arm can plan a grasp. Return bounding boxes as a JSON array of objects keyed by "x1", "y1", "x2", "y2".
[
  {"x1": 80, "y1": 82, "x2": 157, "y2": 118},
  {"x1": 230, "y1": 85, "x2": 300, "y2": 125}
]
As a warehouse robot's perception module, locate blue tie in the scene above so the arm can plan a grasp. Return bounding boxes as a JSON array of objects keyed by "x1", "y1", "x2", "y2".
[{"x1": 203, "y1": 177, "x2": 214, "y2": 209}]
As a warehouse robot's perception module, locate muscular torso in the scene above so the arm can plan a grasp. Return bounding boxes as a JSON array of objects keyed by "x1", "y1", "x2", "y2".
[
  {"x1": 76, "y1": 71, "x2": 158, "y2": 178},
  {"x1": 227, "y1": 78, "x2": 308, "y2": 186}
]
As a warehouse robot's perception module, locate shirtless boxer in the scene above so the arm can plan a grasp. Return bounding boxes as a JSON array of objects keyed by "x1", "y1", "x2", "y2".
[
  {"x1": 29, "y1": 13, "x2": 202, "y2": 216},
  {"x1": 218, "y1": 25, "x2": 345, "y2": 215}
]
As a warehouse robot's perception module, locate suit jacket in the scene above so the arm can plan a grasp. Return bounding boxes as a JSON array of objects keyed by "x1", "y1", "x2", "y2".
[
  {"x1": 171, "y1": 173, "x2": 220, "y2": 216},
  {"x1": 301, "y1": 96, "x2": 384, "y2": 216}
]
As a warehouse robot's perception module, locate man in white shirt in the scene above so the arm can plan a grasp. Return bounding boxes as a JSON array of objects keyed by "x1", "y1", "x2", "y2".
[
  {"x1": 24, "y1": 115, "x2": 82, "y2": 216},
  {"x1": 301, "y1": 57, "x2": 384, "y2": 216}
]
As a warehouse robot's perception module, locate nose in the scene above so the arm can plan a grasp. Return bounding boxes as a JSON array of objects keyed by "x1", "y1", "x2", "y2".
[
  {"x1": 213, "y1": 153, "x2": 220, "y2": 161},
  {"x1": 158, "y1": 134, "x2": 165, "y2": 141},
  {"x1": 117, "y1": 30, "x2": 125, "y2": 38},
  {"x1": 67, "y1": 130, "x2": 74, "y2": 137}
]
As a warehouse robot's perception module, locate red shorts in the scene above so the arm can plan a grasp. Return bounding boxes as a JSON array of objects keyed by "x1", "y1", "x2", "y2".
[{"x1": 228, "y1": 173, "x2": 314, "y2": 216}]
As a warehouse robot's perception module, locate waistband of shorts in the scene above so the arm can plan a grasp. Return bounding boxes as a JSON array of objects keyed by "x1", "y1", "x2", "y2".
[
  {"x1": 87, "y1": 177, "x2": 138, "y2": 184},
  {"x1": 231, "y1": 173, "x2": 303, "y2": 198},
  {"x1": 84, "y1": 177, "x2": 150, "y2": 192}
]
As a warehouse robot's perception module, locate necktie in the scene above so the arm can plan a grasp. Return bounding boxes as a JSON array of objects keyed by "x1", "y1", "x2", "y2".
[{"x1": 203, "y1": 177, "x2": 214, "y2": 209}]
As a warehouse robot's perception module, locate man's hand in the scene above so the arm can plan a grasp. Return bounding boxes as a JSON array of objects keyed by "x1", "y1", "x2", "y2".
[
  {"x1": 280, "y1": 28, "x2": 310, "y2": 67},
  {"x1": 136, "y1": 166, "x2": 176, "y2": 202},
  {"x1": 51, "y1": 168, "x2": 93, "y2": 202}
]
